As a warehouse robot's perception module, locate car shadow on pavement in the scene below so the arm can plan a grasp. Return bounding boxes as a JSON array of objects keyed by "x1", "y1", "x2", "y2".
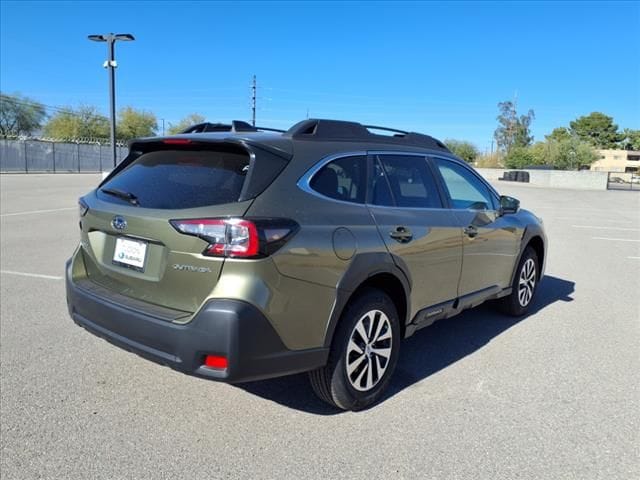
[{"x1": 234, "y1": 275, "x2": 575, "y2": 415}]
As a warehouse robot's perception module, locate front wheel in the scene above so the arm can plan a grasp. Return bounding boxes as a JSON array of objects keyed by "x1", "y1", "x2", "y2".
[
  {"x1": 497, "y1": 246, "x2": 539, "y2": 316},
  {"x1": 309, "y1": 288, "x2": 401, "y2": 411}
]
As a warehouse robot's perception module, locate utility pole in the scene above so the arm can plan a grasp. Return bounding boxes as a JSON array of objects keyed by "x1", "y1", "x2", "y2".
[
  {"x1": 161, "y1": 118, "x2": 165, "y2": 136},
  {"x1": 251, "y1": 75, "x2": 256, "y2": 127},
  {"x1": 511, "y1": 90, "x2": 518, "y2": 150}
]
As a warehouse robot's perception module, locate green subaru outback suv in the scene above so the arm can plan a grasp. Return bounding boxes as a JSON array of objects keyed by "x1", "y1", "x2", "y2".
[{"x1": 66, "y1": 119, "x2": 546, "y2": 410}]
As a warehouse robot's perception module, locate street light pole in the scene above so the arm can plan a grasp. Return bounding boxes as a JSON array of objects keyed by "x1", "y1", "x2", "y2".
[
  {"x1": 107, "y1": 38, "x2": 117, "y2": 169},
  {"x1": 88, "y1": 33, "x2": 135, "y2": 169}
]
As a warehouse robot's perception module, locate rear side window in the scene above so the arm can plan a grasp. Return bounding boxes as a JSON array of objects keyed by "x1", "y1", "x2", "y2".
[
  {"x1": 98, "y1": 147, "x2": 249, "y2": 209},
  {"x1": 372, "y1": 154, "x2": 442, "y2": 208},
  {"x1": 310, "y1": 155, "x2": 366, "y2": 203}
]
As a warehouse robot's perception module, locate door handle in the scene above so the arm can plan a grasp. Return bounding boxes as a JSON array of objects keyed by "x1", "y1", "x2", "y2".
[
  {"x1": 389, "y1": 226, "x2": 413, "y2": 243},
  {"x1": 464, "y1": 225, "x2": 478, "y2": 238}
]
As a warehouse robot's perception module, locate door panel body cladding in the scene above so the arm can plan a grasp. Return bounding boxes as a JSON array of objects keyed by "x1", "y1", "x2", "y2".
[
  {"x1": 405, "y1": 283, "x2": 511, "y2": 338},
  {"x1": 405, "y1": 298, "x2": 457, "y2": 337}
]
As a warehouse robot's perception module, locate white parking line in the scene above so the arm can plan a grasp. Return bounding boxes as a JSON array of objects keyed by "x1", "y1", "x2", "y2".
[
  {"x1": 592, "y1": 237, "x2": 640, "y2": 242},
  {"x1": 0, "y1": 207, "x2": 76, "y2": 217},
  {"x1": 557, "y1": 217, "x2": 635, "y2": 224},
  {"x1": 628, "y1": 257, "x2": 640, "y2": 260},
  {"x1": 573, "y1": 225, "x2": 640, "y2": 232},
  {"x1": 535, "y1": 206, "x2": 634, "y2": 214},
  {"x1": 0, "y1": 270, "x2": 63, "y2": 280}
]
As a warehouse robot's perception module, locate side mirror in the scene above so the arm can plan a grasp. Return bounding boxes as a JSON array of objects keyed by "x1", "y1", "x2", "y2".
[{"x1": 500, "y1": 195, "x2": 520, "y2": 215}]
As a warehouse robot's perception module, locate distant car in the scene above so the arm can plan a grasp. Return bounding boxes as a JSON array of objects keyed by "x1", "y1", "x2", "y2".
[
  {"x1": 631, "y1": 175, "x2": 640, "y2": 184},
  {"x1": 66, "y1": 119, "x2": 547, "y2": 410}
]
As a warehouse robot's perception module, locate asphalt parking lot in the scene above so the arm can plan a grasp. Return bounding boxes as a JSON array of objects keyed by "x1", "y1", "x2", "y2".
[{"x1": 1, "y1": 174, "x2": 639, "y2": 480}]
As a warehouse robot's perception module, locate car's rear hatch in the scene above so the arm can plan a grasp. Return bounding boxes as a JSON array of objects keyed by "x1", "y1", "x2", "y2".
[{"x1": 77, "y1": 138, "x2": 288, "y2": 318}]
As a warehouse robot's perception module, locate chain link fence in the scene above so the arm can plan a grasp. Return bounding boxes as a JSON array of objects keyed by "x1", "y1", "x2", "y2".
[
  {"x1": 0, "y1": 139, "x2": 129, "y2": 173},
  {"x1": 607, "y1": 171, "x2": 640, "y2": 190}
]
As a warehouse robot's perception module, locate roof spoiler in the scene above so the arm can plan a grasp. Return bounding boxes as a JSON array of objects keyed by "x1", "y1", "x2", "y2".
[{"x1": 181, "y1": 121, "x2": 285, "y2": 134}]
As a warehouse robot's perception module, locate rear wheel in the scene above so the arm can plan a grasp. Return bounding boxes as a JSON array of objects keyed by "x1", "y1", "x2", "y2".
[
  {"x1": 309, "y1": 288, "x2": 400, "y2": 411},
  {"x1": 497, "y1": 246, "x2": 539, "y2": 316}
]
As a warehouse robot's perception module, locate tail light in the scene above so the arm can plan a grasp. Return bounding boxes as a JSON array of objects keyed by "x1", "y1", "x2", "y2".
[{"x1": 170, "y1": 217, "x2": 298, "y2": 258}]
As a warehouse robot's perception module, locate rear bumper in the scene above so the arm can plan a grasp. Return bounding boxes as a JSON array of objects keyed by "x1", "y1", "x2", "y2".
[{"x1": 65, "y1": 260, "x2": 328, "y2": 383}]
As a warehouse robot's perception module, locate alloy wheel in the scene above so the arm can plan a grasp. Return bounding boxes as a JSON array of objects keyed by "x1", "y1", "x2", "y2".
[
  {"x1": 345, "y1": 309, "x2": 393, "y2": 392},
  {"x1": 518, "y1": 258, "x2": 536, "y2": 307}
]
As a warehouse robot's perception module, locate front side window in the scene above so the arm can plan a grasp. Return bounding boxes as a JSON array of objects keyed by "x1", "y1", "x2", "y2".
[
  {"x1": 310, "y1": 155, "x2": 366, "y2": 203},
  {"x1": 435, "y1": 158, "x2": 495, "y2": 210},
  {"x1": 371, "y1": 154, "x2": 442, "y2": 208}
]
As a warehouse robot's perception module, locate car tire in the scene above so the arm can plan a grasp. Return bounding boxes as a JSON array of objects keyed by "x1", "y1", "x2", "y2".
[
  {"x1": 309, "y1": 288, "x2": 401, "y2": 411},
  {"x1": 497, "y1": 246, "x2": 539, "y2": 316}
]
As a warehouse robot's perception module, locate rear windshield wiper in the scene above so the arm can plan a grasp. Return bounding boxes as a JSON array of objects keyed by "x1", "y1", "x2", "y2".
[{"x1": 100, "y1": 187, "x2": 140, "y2": 206}]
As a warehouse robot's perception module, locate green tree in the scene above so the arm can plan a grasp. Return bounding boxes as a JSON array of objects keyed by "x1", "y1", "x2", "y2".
[
  {"x1": 117, "y1": 106, "x2": 157, "y2": 140},
  {"x1": 444, "y1": 139, "x2": 479, "y2": 163},
  {"x1": 43, "y1": 105, "x2": 110, "y2": 140},
  {"x1": 528, "y1": 141, "x2": 551, "y2": 165},
  {"x1": 551, "y1": 137, "x2": 597, "y2": 170},
  {"x1": 504, "y1": 138, "x2": 596, "y2": 170},
  {"x1": 545, "y1": 127, "x2": 571, "y2": 143},
  {"x1": 620, "y1": 128, "x2": 640, "y2": 151},
  {"x1": 569, "y1": 112, "x2": 622, "y2": 149},
  {"x1": 0, "y1": 92, "x2": 46, "y2": 137},
  {"x1": 494, "y1": 101, "x2": 535, "y2": 152},
  {"x1": 167, "y1": 113, "x2": 206, "y2": 135},
  {"x1": 504, "y1": 146, "x2": 536, "y2": 169}
]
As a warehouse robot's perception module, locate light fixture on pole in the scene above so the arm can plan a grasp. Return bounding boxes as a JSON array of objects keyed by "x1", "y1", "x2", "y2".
[{"x1": 87, "y1": 33, "x2": 135, "y2": 169}]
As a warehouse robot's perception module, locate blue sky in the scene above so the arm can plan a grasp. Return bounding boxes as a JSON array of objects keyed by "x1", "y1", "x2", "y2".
[{"x1": 1, "y1": 0, "x2": 639, "y2": 151}]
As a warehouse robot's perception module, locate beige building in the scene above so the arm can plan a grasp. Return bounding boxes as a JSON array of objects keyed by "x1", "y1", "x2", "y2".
[{"x1": 591, "y1": 149, "x2": 640, "y2": 172}]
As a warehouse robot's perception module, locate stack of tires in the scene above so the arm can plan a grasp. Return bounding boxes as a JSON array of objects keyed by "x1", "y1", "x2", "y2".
[{"x1": 499, "y1": 171, "x2": 530, "y2": 182}]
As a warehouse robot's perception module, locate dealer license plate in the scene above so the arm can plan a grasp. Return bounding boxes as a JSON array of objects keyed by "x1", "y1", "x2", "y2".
[{"x1": 112, "y1": 237, "x2": 148, "y2": 271}]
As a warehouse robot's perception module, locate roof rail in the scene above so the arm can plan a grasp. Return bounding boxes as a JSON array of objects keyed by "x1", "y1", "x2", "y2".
[
  {"x1": 362, "y1": 124, "x2": 408, "y2": 135},
  {"x1": 285, "y1": 119, "x2": 449, "y2": 151},
  {"x1": 179, "y1": 121, "x2": 285, "y2": 134},
  {"x1": 177, "y1": 118, "x2": 448, "y2": 151}
]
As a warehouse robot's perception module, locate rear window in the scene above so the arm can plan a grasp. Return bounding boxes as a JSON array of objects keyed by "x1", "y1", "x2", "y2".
[{"x1": 98, "y1": 147, "x2": 250, "y2": 209}]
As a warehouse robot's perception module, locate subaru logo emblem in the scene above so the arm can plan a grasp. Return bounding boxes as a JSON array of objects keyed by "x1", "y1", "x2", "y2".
[{"x1": 112, "y1": 216, "x2": 127, "y2": 231}]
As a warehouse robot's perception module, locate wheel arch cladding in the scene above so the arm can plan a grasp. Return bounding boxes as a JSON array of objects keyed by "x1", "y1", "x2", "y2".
[
  {"x1": 324, "y1": 253, "x2": 411, "y2": 349},
  {"x1": 527, "y1": 235, "x2": 545, "y2": 274},
  {"x1": 353, "y1": 273, "x2": 408, "y2": 338}
]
